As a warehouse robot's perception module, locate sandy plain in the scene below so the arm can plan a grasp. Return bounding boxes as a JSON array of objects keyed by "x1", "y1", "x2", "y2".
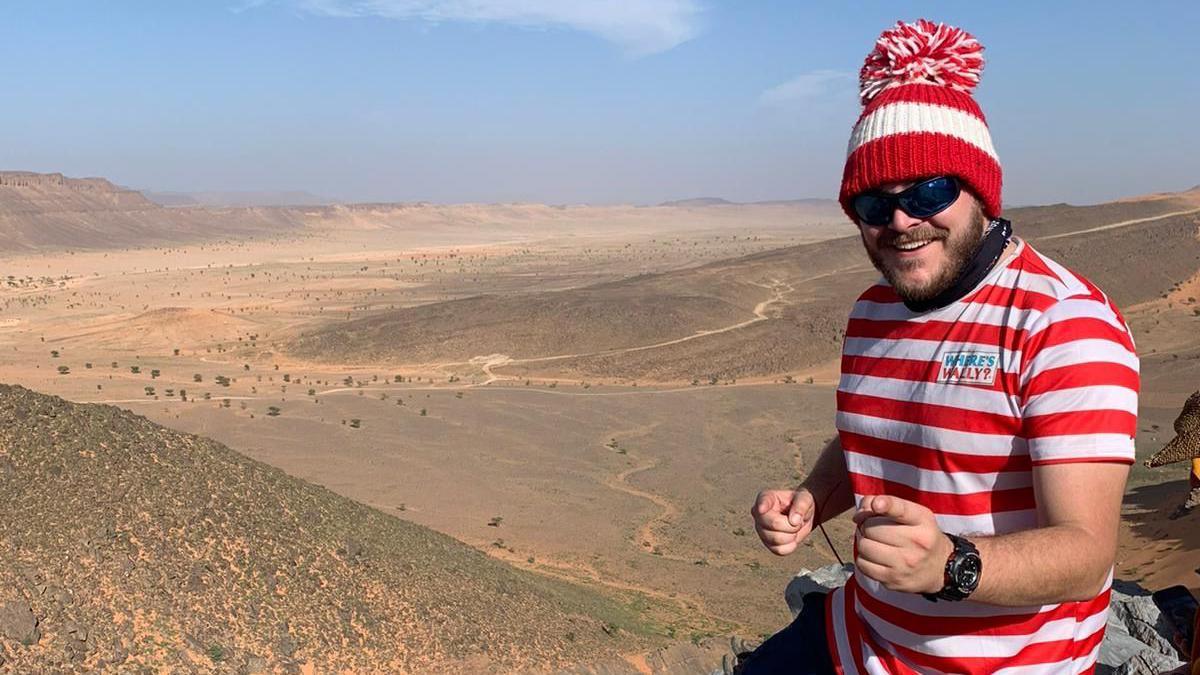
[{"x1": 1, "y1": 196, "x2": 1197, "y2": 648}]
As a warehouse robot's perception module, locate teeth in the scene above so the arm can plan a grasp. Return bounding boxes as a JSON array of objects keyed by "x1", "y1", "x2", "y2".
[{"x1": 894, "y1": 240, "x2": 932, "y2": 251}]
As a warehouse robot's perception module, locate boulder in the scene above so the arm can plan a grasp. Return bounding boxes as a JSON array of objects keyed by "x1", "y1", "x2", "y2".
[
  {"x1": 782, "y1": 566, "x2": 1188, "y2": 674},
  {"x1": 0, "y1": 600, "x2": 39, "y2": 645}
]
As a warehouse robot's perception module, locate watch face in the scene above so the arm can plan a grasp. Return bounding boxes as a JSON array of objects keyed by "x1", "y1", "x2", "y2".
[{"x1": 956, "y1": 555, "x2": 982, "y2": 590}]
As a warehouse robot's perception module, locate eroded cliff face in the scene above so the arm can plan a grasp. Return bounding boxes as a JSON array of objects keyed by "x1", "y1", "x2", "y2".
[
  {"x1": 0, "y1": 172, "x2": 157, "y2": 214},
  {"x1": 0, "y1": 171, "x2": 302, "y2": 250}
]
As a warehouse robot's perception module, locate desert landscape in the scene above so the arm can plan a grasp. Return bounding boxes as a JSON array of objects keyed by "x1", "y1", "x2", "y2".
[{"x1": 0, "y1": 171, "x2": 1197, "y2": 671}]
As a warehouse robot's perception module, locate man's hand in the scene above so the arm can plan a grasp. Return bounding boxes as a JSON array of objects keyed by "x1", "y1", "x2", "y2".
[
  {"x1": 752, "y1": 489, "x2": 815, "y2": 556},
  {"x1": 852, "y1": 495, "x2": 952, "y2": 594}
]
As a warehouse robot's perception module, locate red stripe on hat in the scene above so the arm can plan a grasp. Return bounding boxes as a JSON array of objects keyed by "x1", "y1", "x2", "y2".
[{"x1": 841, "y1": 132, "x2": 1002, "y2": 221}]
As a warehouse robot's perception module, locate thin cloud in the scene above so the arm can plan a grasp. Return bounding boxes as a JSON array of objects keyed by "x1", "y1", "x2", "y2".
[
  {"x1": 264, "y1": 0, "x2": 704, "y2": 56},
  {"x1": 759, "y1": 69, "x2": 854, "y2": 106}
]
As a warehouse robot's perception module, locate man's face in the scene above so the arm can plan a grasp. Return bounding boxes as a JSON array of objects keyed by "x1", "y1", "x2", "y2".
[{"x1": 856, "y1": 180, "x2": 987, "y2": 304}]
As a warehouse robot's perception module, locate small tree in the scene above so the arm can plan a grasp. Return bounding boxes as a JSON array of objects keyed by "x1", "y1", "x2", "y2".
[
  {"x1": 57, "y1": 365, "x2": 70, "y2": 375},
  {"x1": 267, "y1": 406, "x2": 281, "y2": 417}
]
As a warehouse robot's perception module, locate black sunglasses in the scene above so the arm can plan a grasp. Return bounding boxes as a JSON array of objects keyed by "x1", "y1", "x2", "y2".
[{"x1": 851, "y1": 176, "x2": 961, "y2": 227}]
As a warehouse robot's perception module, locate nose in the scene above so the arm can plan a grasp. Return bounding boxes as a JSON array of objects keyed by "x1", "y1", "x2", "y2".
[{"x1": 888, "y1": 206, "x2": 923, "y2": 233}]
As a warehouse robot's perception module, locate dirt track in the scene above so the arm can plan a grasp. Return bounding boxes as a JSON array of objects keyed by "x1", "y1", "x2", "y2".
[{"x1": 1037, "y1": 207, "x2": 1200, "y2": 241}]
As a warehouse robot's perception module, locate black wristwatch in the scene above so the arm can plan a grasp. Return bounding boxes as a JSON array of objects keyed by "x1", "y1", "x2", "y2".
[{"x1": 922, "y1": 533, "x2": 981, "y2": 602}]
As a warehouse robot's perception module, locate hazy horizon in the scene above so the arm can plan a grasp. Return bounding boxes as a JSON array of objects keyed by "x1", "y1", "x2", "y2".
[{"x1": 2, "y1": 1, "x2": 1197, "y2": 207}]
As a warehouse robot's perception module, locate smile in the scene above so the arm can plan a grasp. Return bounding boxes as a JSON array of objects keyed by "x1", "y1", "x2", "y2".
[{"x1": 891, "y1": 239, "x2": 938, "y2": 252}]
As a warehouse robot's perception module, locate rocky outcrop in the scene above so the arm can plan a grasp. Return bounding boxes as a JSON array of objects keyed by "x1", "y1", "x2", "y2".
[{"x1": 775, "y1": 566, "x2": 1189, "y2": 675}]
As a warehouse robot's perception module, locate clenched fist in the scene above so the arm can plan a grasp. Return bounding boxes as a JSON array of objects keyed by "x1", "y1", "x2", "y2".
[
  {"x1": 752, "y1": 488, "x2": 816, "y2": 556},
  {"x1": 852, "y1": 494, "x2": 952, "y2": 594}
]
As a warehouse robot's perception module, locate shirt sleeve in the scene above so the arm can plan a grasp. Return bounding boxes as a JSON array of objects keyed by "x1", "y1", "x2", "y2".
[{"x1": 1019, "y1": 295, "x2": 1140, "y2": 466}]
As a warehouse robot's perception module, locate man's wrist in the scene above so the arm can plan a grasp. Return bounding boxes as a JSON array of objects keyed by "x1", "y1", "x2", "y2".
[
  {"x1": 924, "y1": 532, "x2": 955, "y2": 595},
  {"x1": 923, "y1": 533, "x2": 982, "y2": 601}
]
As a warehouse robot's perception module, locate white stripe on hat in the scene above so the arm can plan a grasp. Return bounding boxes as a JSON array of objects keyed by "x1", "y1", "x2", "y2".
[{"x1": 847, "y1": 100, "x2": 998, "y2": 160}]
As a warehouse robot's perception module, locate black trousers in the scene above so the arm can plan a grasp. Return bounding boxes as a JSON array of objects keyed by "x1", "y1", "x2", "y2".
[{"x1": 738, "y1": 591, "x2": 836, "y2": 674}]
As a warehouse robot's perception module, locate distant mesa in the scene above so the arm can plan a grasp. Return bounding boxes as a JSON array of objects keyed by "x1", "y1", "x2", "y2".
[
  {"x1": 0, "y1": 171, "x2": 157, "y2": 211},
  {"x1": 657, "y1": 197, "x2": 735, "y2": 207},
  {"x1": 655, "y1": 196, "x2": 838, "y2": 208},
  {"x1": 143, "y1": 190, "x2": 334, "y2": 208},
  {"x1": 0, "y1": 384, "x2": 653, "y2": 672},
  {"x1": 0, "y1": 170, "x2": 304, "y2": 250}
]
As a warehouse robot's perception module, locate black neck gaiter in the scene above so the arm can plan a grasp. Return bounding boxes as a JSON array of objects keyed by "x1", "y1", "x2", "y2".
[{"x1": 903, "y1": 217, "x2": 1013, "y2": 313}]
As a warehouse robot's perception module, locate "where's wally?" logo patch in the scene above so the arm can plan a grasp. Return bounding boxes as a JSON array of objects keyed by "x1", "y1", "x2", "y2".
[{"x1": 937, "y1": 351, "x2": 999, "y2": 386}]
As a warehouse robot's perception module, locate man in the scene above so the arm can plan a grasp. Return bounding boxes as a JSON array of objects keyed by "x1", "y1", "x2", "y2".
[{"x1": 742, "y1": 19, "x2": 1139, "y2": 674}]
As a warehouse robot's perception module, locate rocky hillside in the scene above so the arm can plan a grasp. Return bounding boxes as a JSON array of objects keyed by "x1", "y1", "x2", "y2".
[{"x1": 0, "y1": 384, "x2": 657, "y2": 672}]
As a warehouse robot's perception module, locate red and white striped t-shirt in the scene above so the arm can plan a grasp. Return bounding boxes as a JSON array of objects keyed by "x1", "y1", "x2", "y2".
[{"x1": 828, "y1": 237, "x2": 1139, "y2": 674}]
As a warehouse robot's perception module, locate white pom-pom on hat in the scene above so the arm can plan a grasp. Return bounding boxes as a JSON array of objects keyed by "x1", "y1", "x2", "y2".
[{"x1": 859, "y1": 19, "x2": 984, "y2": 104}]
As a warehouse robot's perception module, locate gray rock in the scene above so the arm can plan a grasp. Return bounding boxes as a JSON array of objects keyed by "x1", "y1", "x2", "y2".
[
  {"x1": 783, "y1": 567, "x2": 1190, "y2": 674},
  {"x1": 0, "y1": 600, "x2": 40, "y2": 644},
  {"x1": 784, "y1": 563, "x2": 853, "y2": 617},
  {"x1": 243, "y1": 655, "x2": 269, "y2": 674},
  {"x1": 1111, "y1": 649, "x2": 1186, "y2": 675},
  {"x1": 1098, "y1": 613, "x2": 1158, "y2": 672},
  {"x1": 1109, "y1": 583, "x2": 1182, "y2": 660}
]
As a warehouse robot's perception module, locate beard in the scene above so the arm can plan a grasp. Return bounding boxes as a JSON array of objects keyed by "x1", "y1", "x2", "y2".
[{"x1": 863, "y1": 203, "x2": 987, "y2": 304}]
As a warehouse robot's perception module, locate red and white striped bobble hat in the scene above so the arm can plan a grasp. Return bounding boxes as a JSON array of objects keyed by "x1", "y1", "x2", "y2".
[{"x1": 839, "y1": 19, "x2": 1001, "y2": 222}]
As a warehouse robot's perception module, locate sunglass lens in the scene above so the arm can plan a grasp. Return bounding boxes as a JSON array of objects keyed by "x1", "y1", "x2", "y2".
[
  {"x1": 852, "y1": 193, "x2": 893, "y2": 226},
  {"x1": 902, "y1": 177, "x2": 959, "y2": 218}
]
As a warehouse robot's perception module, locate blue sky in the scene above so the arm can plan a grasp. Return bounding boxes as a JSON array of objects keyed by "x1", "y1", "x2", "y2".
[{"x1": 0, "y1": 1, "x2": 1196, "y2": 206}]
